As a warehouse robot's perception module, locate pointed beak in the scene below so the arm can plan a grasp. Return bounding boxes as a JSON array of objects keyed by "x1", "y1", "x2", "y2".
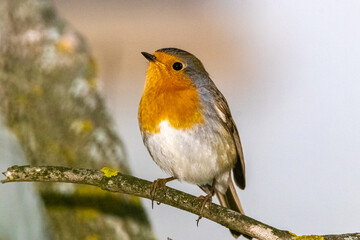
[{"x1": 141, "y1": 52, "x2": 156, "y2": 62}]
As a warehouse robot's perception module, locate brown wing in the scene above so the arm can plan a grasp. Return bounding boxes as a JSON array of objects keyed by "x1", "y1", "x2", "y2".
[{"x1": 211, "y1": 86, "x2": 246, "y2": 189}]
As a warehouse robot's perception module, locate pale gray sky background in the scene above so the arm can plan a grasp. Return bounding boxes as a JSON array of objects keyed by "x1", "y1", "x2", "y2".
[{"x1": 10, "y1": 1, "x2": 360, "y2": 239}]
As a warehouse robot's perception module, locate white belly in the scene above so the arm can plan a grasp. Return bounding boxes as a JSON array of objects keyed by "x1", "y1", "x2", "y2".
[{"x1": 145, "y1": 120, "x2": 236, "y2": 192}]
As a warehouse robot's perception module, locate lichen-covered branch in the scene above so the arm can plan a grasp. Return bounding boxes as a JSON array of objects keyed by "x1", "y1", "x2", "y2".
[{"x1": 2, "y1": 165, "x2": 359, "y2": 240}]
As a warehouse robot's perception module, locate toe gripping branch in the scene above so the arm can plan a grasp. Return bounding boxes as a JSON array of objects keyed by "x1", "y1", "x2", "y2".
[
  {"x1": 196, "y1": 178, "x2": 216, "y2": 226},
  {"x1": 150, "y1": 177, "x2": 176, "y2": 208}
]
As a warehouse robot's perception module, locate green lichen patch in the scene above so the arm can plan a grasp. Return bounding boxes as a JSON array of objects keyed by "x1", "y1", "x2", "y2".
[
  {"x1": 293, "y1": 235, "x2": 324, "y2": 240},
  {"x1": 101, "y1": 167, "x2": 118, "y2": 178}
]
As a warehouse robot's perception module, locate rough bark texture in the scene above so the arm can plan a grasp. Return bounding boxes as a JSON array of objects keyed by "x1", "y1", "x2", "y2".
[
  {"x1": 3, "y1": 165, "x2": 360, "y2": 240},
  {"x1": 0, "y1": 0, "x2": 155, "y2": 239}
]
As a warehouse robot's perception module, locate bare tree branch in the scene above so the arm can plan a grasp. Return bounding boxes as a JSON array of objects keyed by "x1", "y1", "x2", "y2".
[{"x1": 2, "y1": 165, "x2": 359, "y2": 240}]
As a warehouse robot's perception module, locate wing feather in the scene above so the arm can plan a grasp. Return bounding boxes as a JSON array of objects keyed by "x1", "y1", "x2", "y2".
[{"x1": 208, "y1": 85, "x2": 246, "y2": 189}]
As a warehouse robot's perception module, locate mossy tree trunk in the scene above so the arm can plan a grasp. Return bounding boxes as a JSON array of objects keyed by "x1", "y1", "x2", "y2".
[{"x1": 0, "y1": 0, "x2": 155, "y2": 239}]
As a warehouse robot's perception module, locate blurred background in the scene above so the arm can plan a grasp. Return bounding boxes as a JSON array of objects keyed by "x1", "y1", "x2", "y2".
[{"x1": 4, "y1": 1, "x2": 360, "y2": 239}]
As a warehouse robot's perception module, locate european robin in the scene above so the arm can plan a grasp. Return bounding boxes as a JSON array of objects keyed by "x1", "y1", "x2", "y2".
[{"x1": 138, "y1": 48, "x2": 247, "y2": 238}]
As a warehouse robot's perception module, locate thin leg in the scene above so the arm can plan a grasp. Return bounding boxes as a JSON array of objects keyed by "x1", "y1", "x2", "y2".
[
  {"x1": 150, "y1": 176, "x2": 175, "y2": 208},
  {"x1": 196, "y1": 178, "x2": 216, "y2": 226}
]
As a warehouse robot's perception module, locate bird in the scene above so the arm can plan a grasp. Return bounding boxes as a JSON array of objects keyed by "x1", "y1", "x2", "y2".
[{"x1": 138, "y1": 48, "x2": 248, "y2": 238}]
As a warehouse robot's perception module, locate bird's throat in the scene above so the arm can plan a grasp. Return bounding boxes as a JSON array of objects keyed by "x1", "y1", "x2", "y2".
[{"x1": 139, "y1": 71, "x2": 204, "y2": 133}]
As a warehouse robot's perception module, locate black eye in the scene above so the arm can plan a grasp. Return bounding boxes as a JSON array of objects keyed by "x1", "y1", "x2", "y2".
[{"x1": 172, "y1": 62, "x2": 183, "y2": 71}]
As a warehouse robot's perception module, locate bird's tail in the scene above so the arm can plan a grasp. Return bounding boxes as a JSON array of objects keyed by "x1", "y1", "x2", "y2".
[{"x1": 216, "y1": 177, "x2": 251, "y2": 239}]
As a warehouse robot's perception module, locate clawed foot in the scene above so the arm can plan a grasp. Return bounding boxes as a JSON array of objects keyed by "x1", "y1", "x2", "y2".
[
  {"x1": 196, "y1": 178, "x2": 216, "y2": 226},
  {"x1": 196, "y1": 194, "x2": 213, "y2": 226},
  {"x1": 150, "y1": 177, "x2": 175, "y2": 209}
]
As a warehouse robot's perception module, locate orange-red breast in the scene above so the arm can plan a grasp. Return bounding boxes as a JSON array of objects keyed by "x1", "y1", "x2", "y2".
[{"x1": 138, "y1": 48, "x2": 247, "y2": 238}]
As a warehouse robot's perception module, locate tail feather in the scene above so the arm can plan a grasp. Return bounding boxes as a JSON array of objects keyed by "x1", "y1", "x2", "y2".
[{"x1": 216, "y1": 178, "x2": 251, "y2": 239}]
